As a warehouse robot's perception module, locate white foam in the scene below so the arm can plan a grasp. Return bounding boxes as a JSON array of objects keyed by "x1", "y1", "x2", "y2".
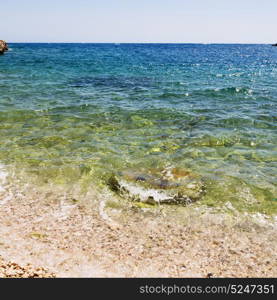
[
  {"x1": 0, "y1": 164, "x2": 7, "y2": 180},
  {"x1": 0, "y1": 164, "x2": 12, "y2": 205},
  {"x1": 0, "y1": 164, "x2": 8, "y2": 192},
  {"x1": 53, "y1": 196, "x2": 77, "y2": 221},
  {"x1": 119, "y1": 180, "x2": 169, "y2": 203}
]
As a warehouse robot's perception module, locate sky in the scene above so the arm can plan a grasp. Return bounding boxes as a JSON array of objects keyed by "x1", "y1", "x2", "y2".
[{"x1": 1, "y1": 0, "x2": 277, "y2": 43}]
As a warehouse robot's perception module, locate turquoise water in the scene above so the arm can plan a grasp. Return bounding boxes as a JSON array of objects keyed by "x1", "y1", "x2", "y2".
[{"x1": 0, "y1": 44, "x2": 276, "y2": 213}]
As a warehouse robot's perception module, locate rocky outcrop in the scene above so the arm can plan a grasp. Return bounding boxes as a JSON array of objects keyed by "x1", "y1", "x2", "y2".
[
  {"x1": 108, "y1": 167, "x2": 205, "y2": 205},
  {"x1": 272, "y1": 43, "x2": 277, "y2": 47},
  {"x1": 0, "y1": 40, "x2": 8, "y2": 54}
]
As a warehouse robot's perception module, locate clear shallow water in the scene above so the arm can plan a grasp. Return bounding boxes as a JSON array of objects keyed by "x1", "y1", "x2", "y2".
[{"x1": 0, "y1": 44, "x2": 276, "y2": 213}]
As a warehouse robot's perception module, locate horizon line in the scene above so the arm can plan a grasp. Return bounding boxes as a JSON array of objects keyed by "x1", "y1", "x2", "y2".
[{"x1": 6, "y1": 42, "x2": 275, "y2": 45}]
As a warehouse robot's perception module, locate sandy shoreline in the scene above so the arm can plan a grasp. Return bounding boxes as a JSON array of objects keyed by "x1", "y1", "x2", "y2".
[{"x1": 0, "y1": 181, "x2": 276, "y2": 278}]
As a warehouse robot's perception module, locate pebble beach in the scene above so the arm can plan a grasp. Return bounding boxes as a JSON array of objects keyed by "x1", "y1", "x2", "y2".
[{"x1": 0, "y1": 181, "x2": 276, "y2": 278}]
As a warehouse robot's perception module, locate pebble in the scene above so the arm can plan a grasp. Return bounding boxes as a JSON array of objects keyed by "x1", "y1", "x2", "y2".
[{"x1": 0, "y1": 255, "x2": 56, "y2": 278}]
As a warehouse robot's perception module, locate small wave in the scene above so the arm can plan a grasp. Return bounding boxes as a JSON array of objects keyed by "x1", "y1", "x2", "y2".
[
  {"x1": 216, "y1": 72, "x2": 243, "y2": 78},
  {"x1": 157, "y1": 92, "x2": 190, "y2": 99},
  {"x1": 0, "y1": 164, "x2": 7, "y2": 180},
  {"x1": 69, "y1": 75, "x2": 155, "y2": 90},
  {"x1": 193, "y1": 86, "x2": 253, "y2": 97},
  {"x1": 214, "y1": 87, "x2": 253, "y2": 95},
  {"x1": 0, "y1": 164, "x2": 8, "y2": 193},
  {"x1": 219, "y1": 117, "x2": 254, "y2": 127},
  {"x1": 187, "y1": 134, "x2": 240, "y2": 147},
  {"x1": 119, "y1": 179, "x2": 171, "y2": 203}
]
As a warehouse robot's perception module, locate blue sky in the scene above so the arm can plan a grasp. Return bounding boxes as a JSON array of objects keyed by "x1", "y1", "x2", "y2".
[{"x1": 2, "y1": 0, "x2": 277, "y2": 43}]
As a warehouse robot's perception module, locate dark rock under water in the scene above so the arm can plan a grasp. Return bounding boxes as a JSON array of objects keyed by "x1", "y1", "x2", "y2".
[
  {"x1": 0, "y1": 40, "x2": 8, "y2": 54},
  {"x1": 108, "y1": 167, "x2": 205, "y2": 205}
]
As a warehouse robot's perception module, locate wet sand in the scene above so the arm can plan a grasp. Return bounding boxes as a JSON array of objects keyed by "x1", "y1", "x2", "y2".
[{"x1": 0, "y1": 183, "x2": 276, "y2": 278}]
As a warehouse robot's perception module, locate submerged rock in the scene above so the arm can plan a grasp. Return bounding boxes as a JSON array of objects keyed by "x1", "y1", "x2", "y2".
[
  {"x1": 107, "y1": 167, "x2": 205, "y2": 205},
  {"x1": 0, "y1": 40, "x2": 8, "y2": 54}
]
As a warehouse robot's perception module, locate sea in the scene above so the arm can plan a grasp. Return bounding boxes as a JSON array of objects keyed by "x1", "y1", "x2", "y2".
[{"x1": 0, "y1": 43, "x2": 276, "y2": 214}]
